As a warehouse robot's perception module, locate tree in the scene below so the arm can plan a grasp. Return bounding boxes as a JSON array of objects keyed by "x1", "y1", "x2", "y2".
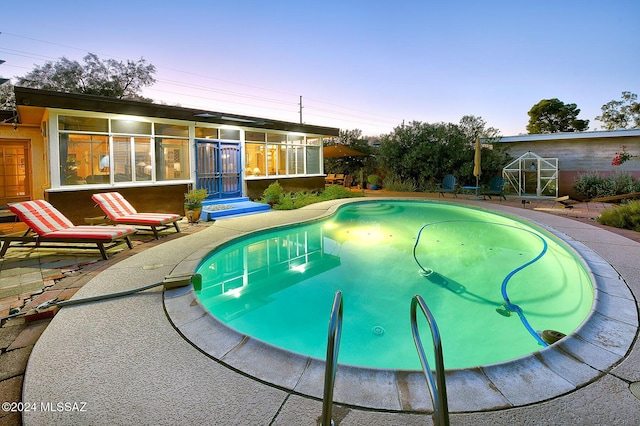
[
  {"x1": 595, "y1": 91, "x2": 640, "y2": 130},
  {"x1": 458, "y1": 115, "x2": 501, "y2": 142},
  {"x1": 16, "y1": 53, "x2": 156, "y2": 101},
  {"x1": 526, "y1": 98, "x2": 589, "y2": 134},
  {"x1": 0, "y1": 82, "x2": 14, "y2": 110},
  {"x1": 379, "y1": 119, "x2": 509, "y2": 190}
]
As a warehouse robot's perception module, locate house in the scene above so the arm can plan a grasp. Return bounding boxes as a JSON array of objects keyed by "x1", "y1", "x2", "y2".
[
  {"x1": 1, "y1": 87, "x2": 339, "y2": 223},
  {"x1": 495, "y1": 129, "x2": 640, "y2": 198}
]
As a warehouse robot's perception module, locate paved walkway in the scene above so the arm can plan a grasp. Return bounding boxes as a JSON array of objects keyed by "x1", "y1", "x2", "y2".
[{"x1": 1, "y1": 193, "x2": 639, "y2": 425}]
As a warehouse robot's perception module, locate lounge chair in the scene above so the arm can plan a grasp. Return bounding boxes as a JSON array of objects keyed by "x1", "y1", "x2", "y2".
[
  {"x1": 438, "y1": 174, "x2": 457, "y2": 198},
  {"x1": 1, "y1": 200, "x2": 135, "y2": 260},
  {"x1": 91, "y1": 192, "x2": 181, "y2": 239},
  {"x1": 482, "y1": 176, "x2": 507, "y2": 201}
]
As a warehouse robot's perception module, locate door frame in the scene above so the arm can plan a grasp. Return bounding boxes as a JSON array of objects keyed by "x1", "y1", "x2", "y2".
[
  {"x1": 195, "y1": 139, "x2": 242, "y2": 199},
  {"x1": 0, "y1": 139, "x2": 32, "y2": 206}
]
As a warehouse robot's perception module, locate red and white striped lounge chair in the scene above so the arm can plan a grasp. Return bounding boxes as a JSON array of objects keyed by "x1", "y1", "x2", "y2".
[
  {"x1": 91, "y1": 192, "x2": 181, "y2": 239},
  {"x1": 1, "y1": 200, "x2": 135, "y2": 260}
]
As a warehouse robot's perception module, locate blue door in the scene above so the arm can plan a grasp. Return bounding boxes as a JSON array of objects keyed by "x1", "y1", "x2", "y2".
[{"x1": 196, "y1": 140, "x2": 241, "y2": 199}]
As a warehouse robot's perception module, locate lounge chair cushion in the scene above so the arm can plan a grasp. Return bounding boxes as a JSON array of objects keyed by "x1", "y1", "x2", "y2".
[
  {"x1": 92, "y1": 192, "x2": 181, "y2": 225},
  {"x1": 8, "y1": 199, "x2": 76, "y2": 235},
  {"x1": 7, "y1": 200, "x2": 134, "y2": 240},
  {"x1": 41, "y1": 226, "x2": 133, "y2": 240}
]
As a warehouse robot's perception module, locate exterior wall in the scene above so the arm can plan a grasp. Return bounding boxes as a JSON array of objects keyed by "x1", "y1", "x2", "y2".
[
  {"x1": 502, "y1": 134, "x2": 640, "y2": 197},
  {"x1": 45, "y1": 183, "x2": 188, "y2": 225},
  {"x1": 0, "y1": 123, "x2": 49, "y2": 201},
  {"x1": 246, "y1": 176, "x2": 326, "y2": 200}
]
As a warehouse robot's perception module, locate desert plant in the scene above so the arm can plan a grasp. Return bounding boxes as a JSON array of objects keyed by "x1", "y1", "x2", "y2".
[
  {"x1": 383, "y1": 175, "x2": 417, "y2": 192},
  {"x1": 598, "y1": 200, "x2": 640, "y2": 231}
]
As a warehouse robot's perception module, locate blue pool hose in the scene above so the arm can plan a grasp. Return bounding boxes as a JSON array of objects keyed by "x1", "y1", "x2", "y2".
[{"x1": 413, "y1": 220, "x2": 549, "y2": 347}]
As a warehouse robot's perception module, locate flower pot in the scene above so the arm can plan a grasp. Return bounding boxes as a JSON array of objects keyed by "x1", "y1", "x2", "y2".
[{"x1": 184, "y1": 203, "x2": 202, "y2": 223}]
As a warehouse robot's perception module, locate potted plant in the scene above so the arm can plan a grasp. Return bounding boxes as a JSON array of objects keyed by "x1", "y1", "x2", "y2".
[
  {"x1": 367, "y1": 174, "x2": 380, "y2": 190},
  {"x1": 263, "y1": 181, "x2": 283, "y2": 207},
  {"x1": 184, "y1": 188, "x2": 208, "y2": 223}
]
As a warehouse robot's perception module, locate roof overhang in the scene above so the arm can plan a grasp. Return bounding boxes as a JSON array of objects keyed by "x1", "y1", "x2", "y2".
[{"x1": 13, "y1": 86, "x2": 340, "y2": 136}]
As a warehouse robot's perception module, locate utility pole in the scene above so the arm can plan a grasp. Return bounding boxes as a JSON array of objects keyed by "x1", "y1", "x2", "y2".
[{"x1": 299, "y1": 95, "x2": 303, "y2": 124}]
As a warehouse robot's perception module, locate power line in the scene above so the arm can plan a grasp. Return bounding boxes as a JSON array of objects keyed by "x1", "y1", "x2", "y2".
[{"x1": 0, "y1": 31, "x2": 400, "y2": 133}]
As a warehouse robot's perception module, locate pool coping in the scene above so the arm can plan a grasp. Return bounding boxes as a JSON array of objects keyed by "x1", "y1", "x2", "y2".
[{"x1": 164, "y1": 198, "x2": 638, "y2": 413}]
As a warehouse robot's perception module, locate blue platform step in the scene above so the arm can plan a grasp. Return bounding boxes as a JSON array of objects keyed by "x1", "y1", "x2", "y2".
[{"x1": 200, "y1": 197, "x2": 270, "y2": 221}]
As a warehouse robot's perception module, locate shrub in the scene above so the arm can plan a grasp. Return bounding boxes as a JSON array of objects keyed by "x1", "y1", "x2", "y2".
[
  {"x1": 598, "y1": 200, "x2": 640, "y2": 231},
  {"x1": 573, "y1": 172, "x2": 640, "y2": 199},
  {"x1": 270, "y1": 185, "x2": 363, "y2": 210},
  {"x1": 383, "y1": 175, "x2": 417, "y2": 192},
  {"x1": 320, "y1": 185, "x2": 361, "y2": 201}
]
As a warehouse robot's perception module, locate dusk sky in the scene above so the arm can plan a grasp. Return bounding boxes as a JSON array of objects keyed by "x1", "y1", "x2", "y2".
[{"x1": 1, "y1": 0, "x2": 638, "y2": 136}]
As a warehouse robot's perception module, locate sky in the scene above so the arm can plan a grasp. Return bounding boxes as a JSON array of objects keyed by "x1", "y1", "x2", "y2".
[{"x1": 1, "y1": 0, "x2": 638, "y2": 137}]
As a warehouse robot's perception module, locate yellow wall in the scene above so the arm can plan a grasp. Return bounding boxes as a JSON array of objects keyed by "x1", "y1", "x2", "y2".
[{"x1": 0, "y1": 123, "x2": 49, "y2": 201}]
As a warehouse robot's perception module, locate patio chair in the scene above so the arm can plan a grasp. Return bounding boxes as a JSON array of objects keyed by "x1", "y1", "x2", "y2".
[
  {"x1": 482, "y1": 176, "x2": 507, "y2": 201},
  {"x1": 438, "y1": 174, "x2": 457, "y2": 198},
  {"x1": 325, "y1": 173, "x2": 336, "y2": 186},
  {"x1": 91, "y1": 192, "x2": 181, "y2": 239},
  {"x1": 1, "y1": 200, "x2": 135, "y2": 260}
]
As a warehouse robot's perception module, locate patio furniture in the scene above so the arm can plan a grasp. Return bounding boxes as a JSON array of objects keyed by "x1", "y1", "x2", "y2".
[
  {"x1": 325, "y1": 173, "x2": 345, "y2": 186},
  {"x1": 482, "y1": 176, "x2": 507, "y2": 201},
  {"x1": 461, "y1": 185, "x2": 480, "y2": 198},
  {"x1": 324, "y1": 173, "x2": 336, "y2": 186},
  {"x1": 92, "y1": 192, "x2": 181, "y2": 239},
  {"x1": 1, "y1": 200, "x2": 135, "y2": 260},
  {"x1": 438, "y1": 174, "x2": 457, "y2": 198}
]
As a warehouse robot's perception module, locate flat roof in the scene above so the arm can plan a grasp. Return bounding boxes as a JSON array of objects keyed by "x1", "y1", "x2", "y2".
[
  {"x1": 495, "y1": 128, "x2": 640, "y2": 143},
  {"x1": 13, "y1": 86, "x2": 340, "y2": 136}
]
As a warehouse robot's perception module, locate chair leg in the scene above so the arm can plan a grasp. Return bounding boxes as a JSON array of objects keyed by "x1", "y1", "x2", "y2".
[
  {"x1": 151, "y1": 227, "x2": 160, "y2": 239},
  {"x1": 173, "y1": 222, "x2": 181, "y2": 233},
  {"x1": 0, "y1": 241, "x2": 11, "y2": 257},
  {"x1": 97, "y1": 243, "x2": 109, "y2": 260}
]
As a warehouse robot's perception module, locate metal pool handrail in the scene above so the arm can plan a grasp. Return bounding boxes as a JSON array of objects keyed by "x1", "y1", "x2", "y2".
[
  {"x1": 411, "y1": 294, "x2": 449, "y2": 426},
  {"x1": 321, "y1": 290, "x2": 343, "y2": 426}
]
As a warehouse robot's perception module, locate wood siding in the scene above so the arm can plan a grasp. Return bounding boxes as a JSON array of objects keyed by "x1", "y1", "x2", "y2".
[{"x1": 45, "y1": 184, "x2": 188, "y2": 225}]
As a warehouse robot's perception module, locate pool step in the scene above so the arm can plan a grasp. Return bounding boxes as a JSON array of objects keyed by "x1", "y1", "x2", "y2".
[{"x1": 200, "y1": 197, "x2": 270, "y2": 221}]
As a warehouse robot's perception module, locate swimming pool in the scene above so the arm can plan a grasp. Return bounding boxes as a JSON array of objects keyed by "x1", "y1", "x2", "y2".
[{"x1": 195, "y1": 200, "x2": 594, "y2": 370}]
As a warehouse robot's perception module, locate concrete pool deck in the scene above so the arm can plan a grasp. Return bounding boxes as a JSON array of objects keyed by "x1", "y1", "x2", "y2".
[{"x1": 12, "y1": 196, "x2": 640, "y2": 424}]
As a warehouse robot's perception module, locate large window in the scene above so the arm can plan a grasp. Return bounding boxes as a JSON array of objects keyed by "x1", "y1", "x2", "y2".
[
  {"x1": 112, "y1": 136, "x2": 152, "y2": 182},
  {"x1": 60, "y1": 134, "x2": 110, "y2": 185},
  {"x1": 245, "y1": 132, "x2": 323, "y2": 178},
  {"x1": 58, "y1": 115, "x2": 189, "y2": 186}
]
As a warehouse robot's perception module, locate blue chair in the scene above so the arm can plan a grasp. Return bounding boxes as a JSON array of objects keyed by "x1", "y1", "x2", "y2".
[
  {"x1": 438, "y1": 174, "x2": 457, "y2": 198},
  {"x1": 482, "y1": 176, "x2": 506, "y2": 201}
]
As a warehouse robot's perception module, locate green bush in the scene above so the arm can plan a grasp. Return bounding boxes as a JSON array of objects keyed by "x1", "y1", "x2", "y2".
[
  {"x1": 270, "y1": 185, "x2": 363, "y2": 210},
  {"x1": 573, "y1": 172, "x2": 640, "y2": 199},
  {"x1": 598, "y1": 200, "x2": 640, "y2": 231},
  {"x1": 383, "y1": 175, "x2": 418, "y2": 192},
  {"x1": 319, "y1": 185, "x2": 361, "y2": 201}
]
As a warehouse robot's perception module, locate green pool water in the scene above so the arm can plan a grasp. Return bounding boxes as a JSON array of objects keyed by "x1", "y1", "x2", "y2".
[{"x1": 195, "y1": 200, "x2": 594, "y2": 370}]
